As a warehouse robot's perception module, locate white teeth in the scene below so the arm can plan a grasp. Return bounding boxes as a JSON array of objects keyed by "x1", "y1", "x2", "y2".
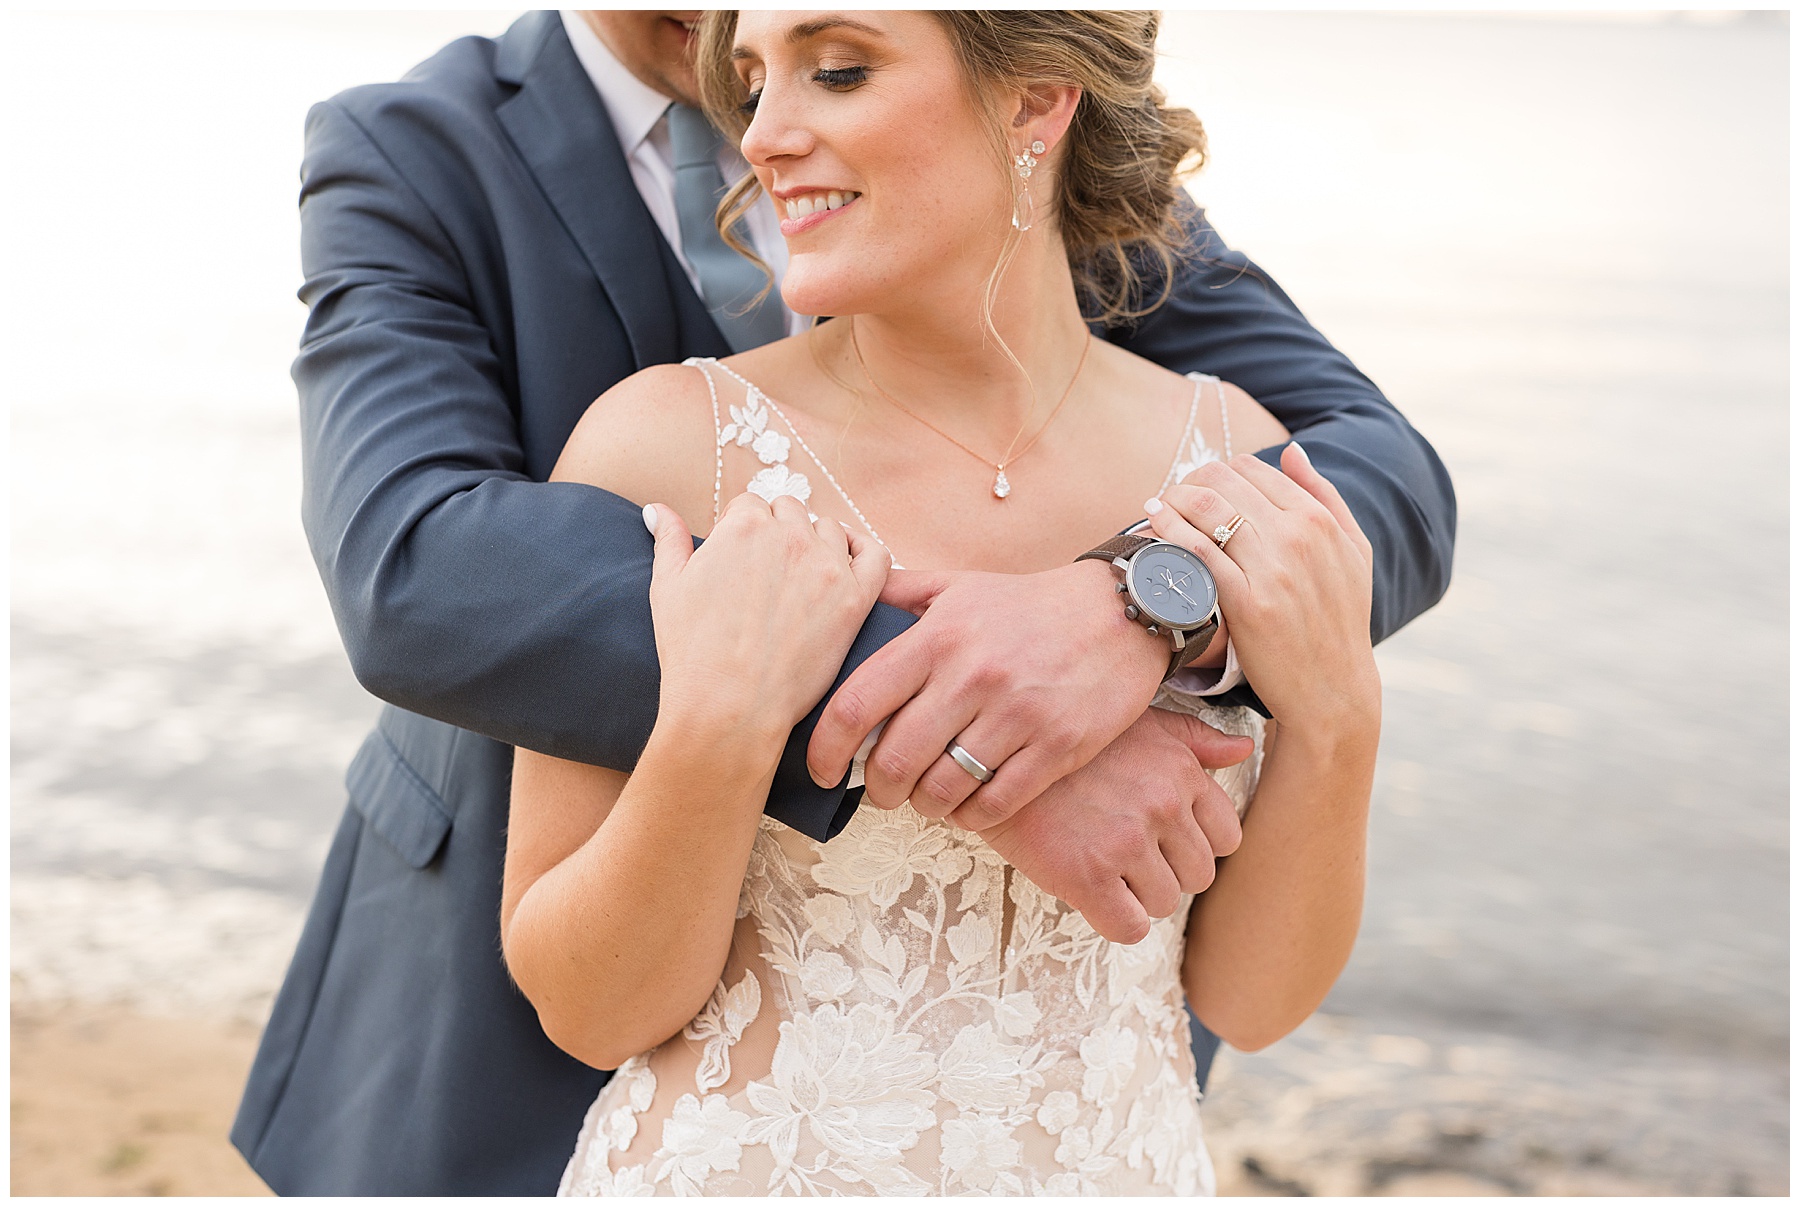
[{"x1": 783, "y1": 192, "x2": 859, "y2": 220}]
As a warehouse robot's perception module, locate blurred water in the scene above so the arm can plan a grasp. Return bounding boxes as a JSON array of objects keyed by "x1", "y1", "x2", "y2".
[
  {"x1": 1155, "y1": 14, "x2": 1788, "y2": 1192},
  {"x1": 8, "y1": 10, "x2": 1786, "y2": 1194},
  {"x1": 1161, "y1": 8, "x2": 1788, "y2": 1056}
]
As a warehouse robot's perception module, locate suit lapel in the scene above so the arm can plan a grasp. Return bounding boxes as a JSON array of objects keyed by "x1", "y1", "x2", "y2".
[{"x1": 493, "y1": 12, "x2": 727, "y2": 367}]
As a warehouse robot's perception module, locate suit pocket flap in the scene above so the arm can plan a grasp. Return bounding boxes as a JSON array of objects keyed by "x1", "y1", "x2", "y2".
[{"x1": 345, "y1": 730, "x2": 454, "y2": 869}]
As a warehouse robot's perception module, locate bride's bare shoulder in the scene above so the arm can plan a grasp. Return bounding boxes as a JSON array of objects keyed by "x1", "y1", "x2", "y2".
[
  {"x1": 551, "y1": 361, "x2": 721, "y2": 533},
  {"x1": 1215, "y1": 379, "x2": 1290, "y2": 453},
  {"x1": 1096, "y1": 341, "x2": 1289, "y2": 454}
]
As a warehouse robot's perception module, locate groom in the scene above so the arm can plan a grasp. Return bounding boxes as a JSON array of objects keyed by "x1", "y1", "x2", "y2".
[{"x1": 233, "y1": 10, "x2": 1455, "y2": 1196}]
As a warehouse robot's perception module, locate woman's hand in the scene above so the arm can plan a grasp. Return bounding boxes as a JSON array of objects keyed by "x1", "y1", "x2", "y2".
[
  {"x1": 1146, "y1": 443, "x2": 1379, "y2": 740},
  {"x1": 644, "y1": 493, "x2": 890, "y2": 743},
  {"x1": 1155, "y1": 444, "x2": 1381, "y2": 1050}
]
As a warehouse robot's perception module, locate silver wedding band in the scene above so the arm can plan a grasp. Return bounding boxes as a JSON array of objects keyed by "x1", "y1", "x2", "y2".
[
  {"x1": 1212, "y1": 514, "x2": 1245, "y2": 549},
  {"x1": 946, "y1": 740, "x2": 996, "y2": 784}
]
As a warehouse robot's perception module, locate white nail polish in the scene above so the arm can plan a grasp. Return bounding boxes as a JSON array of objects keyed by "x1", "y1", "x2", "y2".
[
  {"x1": 1144, "y1": 497, "x2": 1165, "y2": 516},
  {"x1": 642, "y1": 504, "x2": 659, "y2": 535},
  {"x1": 1290, "y1": 441, "x2": 1310, "y2": 463}
]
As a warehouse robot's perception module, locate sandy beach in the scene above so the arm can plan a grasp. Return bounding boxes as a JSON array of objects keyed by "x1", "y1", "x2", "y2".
[{"x1": 11, "y1": 11, "x2": 1786, "y2": 1196}]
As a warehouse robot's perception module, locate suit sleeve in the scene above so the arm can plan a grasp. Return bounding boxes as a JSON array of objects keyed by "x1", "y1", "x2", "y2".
[
  {"x1": 1111, "y1": 206, "x2": 1457, "y2": 654},
  {"x1": 294, "y1": 99, "x2": 907, "y2": 840}
]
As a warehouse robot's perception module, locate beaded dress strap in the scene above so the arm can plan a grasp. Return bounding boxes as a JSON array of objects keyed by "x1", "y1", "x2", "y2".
[
  {"x1": 680, "y1": 357, "x2": 728, "y2": 526},
  {"x1": 1155, "y1": 373, "x2": 1224, "y2": 496},
  {"x1": 694, "y1": 357, "x2": 895, "y2": 561},
  {"x1": 1215, "y1": 374, "x2": 1233, "y2": 459}
]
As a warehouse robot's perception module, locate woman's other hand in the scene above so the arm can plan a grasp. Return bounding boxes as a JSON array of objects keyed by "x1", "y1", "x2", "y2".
[
  {"x1": 505, "y1": 490, "x2": 884, "y2": 1068},
  {"x1": 1147, "y1": 443, "x2": 1379, "y2": 741},
  {"x1": 1157, "y1": 444, "x2": 1380, "y2": 1050},
  {"x1": 644, "y1": 493, "x2": 890, "y2": 743}
]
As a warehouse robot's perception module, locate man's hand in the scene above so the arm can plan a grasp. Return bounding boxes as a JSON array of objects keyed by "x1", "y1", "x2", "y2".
[
  {"x1": 806, "y1": 561, "x2": 1168, "y2": 831},
  {"x1": 979, "y1": 708, "x2": 1253, "y2": 943}
]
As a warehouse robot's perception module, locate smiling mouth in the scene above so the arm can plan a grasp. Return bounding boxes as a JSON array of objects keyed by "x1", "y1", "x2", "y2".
[{"x1": 783, "y1": 191, "x2": 861, "y2": 219}]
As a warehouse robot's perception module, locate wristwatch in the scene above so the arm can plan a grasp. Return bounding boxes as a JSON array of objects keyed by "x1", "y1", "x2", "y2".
[{"x1": 1077, "y1": 533, "x2": 1220, "y2": 679}]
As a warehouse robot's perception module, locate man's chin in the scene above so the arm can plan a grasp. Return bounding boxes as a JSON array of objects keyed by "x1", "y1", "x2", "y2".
[
  {"x1": 659, "y1": 16, "x2": 702, "y2": 100},
  {"x1": 656, "y1": 70, "x2": 704, "y2": 110}
]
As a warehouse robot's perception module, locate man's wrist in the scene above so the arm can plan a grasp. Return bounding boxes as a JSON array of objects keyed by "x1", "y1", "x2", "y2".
[
  {"x1": 1068, "y1": 559, "x2": 1168, "y2": 691},
  {"x1": 1165, "y1": 633, "x2": 1247, "y2": 698}
]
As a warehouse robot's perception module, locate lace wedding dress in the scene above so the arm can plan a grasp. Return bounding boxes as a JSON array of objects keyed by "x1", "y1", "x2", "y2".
[{"x1": 558, "y1": 361, "x2": 1263, "y2": 1196}]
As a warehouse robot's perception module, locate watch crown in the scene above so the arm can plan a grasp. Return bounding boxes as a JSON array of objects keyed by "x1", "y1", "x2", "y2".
[
  {"x1": 1123, "y1": 605, "x2": 1139, "y2": 621},
  {"x1": 1114, "y1": 581, "x2": 1127, "y2": 594},
  {"x1": 1146, "y1": 624, "x2": 1159, "y2": 635}
]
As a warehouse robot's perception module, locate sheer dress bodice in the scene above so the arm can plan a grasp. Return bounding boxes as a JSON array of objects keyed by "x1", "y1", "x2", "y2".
[{"x1": 558, "y1": 362, "x2": 1259, "y2": 1196}]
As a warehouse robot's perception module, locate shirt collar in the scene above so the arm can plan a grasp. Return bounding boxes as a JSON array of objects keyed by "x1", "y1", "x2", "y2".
[{"x1": 559, "y1": 10, "x2": 674, "y2": 159}]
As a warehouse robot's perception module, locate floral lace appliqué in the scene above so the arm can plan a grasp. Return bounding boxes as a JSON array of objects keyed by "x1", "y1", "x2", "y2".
[
  {"x1": 559, "y1": 696, "x2": 1263, "y2": 1197},
  {"x1": 717, "y1": 384, "x2": 813, "y2": 507}
]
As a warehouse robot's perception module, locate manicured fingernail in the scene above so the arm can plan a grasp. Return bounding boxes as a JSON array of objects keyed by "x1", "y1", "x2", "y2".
[
  {"x1": 1144, "y1": 497, "x2": 1165, "y2": 516},
  {"x1": 642, "y1": 504, "x2": 659, "y2": 535},
  {"x1": 1290, "y1": 442, "x2": 1311, "y2": 464}
]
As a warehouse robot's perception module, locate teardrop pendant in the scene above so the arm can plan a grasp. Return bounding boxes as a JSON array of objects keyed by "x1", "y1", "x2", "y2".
[{"x1": 993, "y1": 469, "x2": 1011, "y2": 499}]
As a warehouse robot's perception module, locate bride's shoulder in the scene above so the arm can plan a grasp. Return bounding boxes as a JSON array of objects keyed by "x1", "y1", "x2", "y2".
[
  {"x1": 550, "y1": 361, "x2": 720, "y2": 533},
  {"x1": 1212, "y1": 378, "x2": 1291, "y2": 452},
  {"x1": 1094, "y1": 342, "x2": 1290, "y2": 453}
]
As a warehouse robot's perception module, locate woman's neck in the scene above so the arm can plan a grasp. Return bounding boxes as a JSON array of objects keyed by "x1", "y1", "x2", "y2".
[{"x1": 829, "y1": 231, "x2": 1095, "y2": 445}]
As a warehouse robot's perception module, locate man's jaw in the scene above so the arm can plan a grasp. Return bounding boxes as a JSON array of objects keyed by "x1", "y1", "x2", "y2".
[{"x1": 662, "y1": 13, "x2": 699, "y2": 48}]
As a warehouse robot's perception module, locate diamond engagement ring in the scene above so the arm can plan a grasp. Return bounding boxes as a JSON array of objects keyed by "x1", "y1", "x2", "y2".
[
  {"x1": 1212, "y1": 515, "x2": 1245, "y2": 549},
  {"x1": 946, "y1": 741, "x2": 997, "y2": 784}
]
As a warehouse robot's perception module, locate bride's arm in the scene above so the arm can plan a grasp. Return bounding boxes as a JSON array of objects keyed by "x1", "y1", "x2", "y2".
[
  {"x1": 1145, "y1": 443, "x2": 1381, "y2": 1052},
  {"x1": 500, "y1": 368, "x2": 888, "y2": 1070},
  {"x1": 1181, "y1": 708, "x2": 1376, "y2": 1051},
  {"x1": 503, "y1": 681, "x2": 785, "y2": 1069}
]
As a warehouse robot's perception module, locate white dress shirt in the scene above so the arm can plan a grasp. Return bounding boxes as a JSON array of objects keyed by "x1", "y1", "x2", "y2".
[{"x1": 560, "y1": 12, "x2": 807, "y2": 337}]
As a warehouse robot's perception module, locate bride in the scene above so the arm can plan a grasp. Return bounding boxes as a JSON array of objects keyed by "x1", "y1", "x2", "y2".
[{"x1": 501, "y1": 10, "x2": 1379, "y2": 1196}]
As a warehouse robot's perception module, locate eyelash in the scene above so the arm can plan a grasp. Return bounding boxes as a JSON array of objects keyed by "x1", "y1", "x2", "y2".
[
  {"x1": 816, "y1": 65, "x2": 868, "y2": 89},
  {"x1": 739, "y1": 65, "x2": 870, "y2": 114}
]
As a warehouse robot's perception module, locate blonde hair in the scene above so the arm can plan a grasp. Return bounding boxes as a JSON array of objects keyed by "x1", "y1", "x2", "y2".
[{"x1": 694, "y1": 10, "x2": 1207, "y2": 327}]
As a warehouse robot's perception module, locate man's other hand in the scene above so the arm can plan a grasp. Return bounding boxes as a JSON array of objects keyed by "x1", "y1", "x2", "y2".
[
  {"x1": 979, "y1": 708, "x2": 1252, "y2": 943},
  {"x1": 806, "y1": 561, "x2": 1167, "y2": 829}
]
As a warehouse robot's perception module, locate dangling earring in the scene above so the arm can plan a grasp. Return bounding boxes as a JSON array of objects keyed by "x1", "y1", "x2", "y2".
[
  {"x1": 1011, "y1": 140, "x2": 1046, "y2": 232},
  {"x1": 1013, "y1": 140, "x2": 1045, "y2": 181},
  {"x1": 1011, "y1": 186, "x2": 1035, "y2": 233}
]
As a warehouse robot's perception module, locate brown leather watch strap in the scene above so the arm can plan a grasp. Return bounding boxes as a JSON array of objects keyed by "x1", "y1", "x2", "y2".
[
  {"x1": 1075, "y1": 533, "x2": 1158, "y2": 565},
  {"x1": 1167, "y1": 614, "x2": 1219, "y2": 678}
]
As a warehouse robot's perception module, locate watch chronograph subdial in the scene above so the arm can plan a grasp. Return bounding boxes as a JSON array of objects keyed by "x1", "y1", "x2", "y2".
[{"x1": 1129, "y1": 544, "x2": 1216, "y2": 630}]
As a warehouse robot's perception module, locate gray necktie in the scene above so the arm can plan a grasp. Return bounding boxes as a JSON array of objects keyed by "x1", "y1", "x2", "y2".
[{"x1": 666, "y1": 104, "x2": 786, "y2": 353}]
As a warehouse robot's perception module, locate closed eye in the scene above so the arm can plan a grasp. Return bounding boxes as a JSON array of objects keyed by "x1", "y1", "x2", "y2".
[
  {"x1": 814, "y1": 65, "x2": 868, "y2": 89},
  {"x1": 742, "y1": 65, "x2": 867, "y2": 115}
]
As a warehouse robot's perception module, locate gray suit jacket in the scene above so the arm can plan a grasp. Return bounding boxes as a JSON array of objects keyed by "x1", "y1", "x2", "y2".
[{"x1": 231, "y1": 11, "x2": 1455, "y2": 1194}]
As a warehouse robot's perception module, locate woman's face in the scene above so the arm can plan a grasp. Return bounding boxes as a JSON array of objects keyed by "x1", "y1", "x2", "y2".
[{"x1": 730, "y1": 12, "x2": 1015, "y2": 320}]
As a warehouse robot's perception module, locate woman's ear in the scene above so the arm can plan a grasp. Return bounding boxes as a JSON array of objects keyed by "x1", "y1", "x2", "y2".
[{"x1": 1009, "y1": 84, "x2": 1081, "y2": 154}]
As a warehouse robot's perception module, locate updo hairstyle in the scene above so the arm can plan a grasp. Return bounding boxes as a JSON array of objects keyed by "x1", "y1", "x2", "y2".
[{"x1": 694, "y1": 11, "x2": 1208, "y2": 325}]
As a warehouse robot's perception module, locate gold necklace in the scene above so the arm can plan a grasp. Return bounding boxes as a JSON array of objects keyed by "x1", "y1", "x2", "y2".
[{"x1": 849, "y1": 318, "x2": 1091, "y2": 500}]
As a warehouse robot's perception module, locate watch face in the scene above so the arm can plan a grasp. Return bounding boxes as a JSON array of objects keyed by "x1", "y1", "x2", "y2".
[{"x1": 1128, "y1": 543, "x2": 1217, "y2": 629}]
